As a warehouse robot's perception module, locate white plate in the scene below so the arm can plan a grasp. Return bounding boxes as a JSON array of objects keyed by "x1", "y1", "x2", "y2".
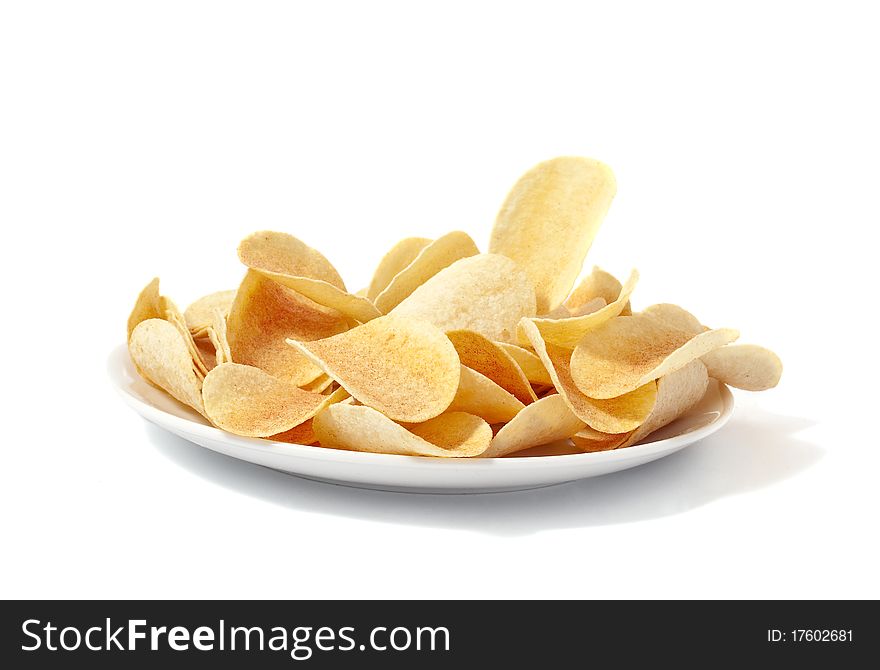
[{"x1": 109, "y1": 345, "x2": 734, "y2": 494}]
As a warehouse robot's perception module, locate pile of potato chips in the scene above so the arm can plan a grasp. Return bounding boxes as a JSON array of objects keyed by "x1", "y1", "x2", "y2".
[{"x1": 127, "y1": 157, "x2": 781, "y2": 458}]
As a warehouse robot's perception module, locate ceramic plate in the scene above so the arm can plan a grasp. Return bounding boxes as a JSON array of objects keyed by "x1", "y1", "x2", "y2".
[{"x1": 109, "y1": 345, "x2": 734, "y2": 494}]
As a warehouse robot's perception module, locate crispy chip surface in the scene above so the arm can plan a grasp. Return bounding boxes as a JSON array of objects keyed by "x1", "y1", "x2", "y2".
[
  {"x1": 238, "y1": 231, "x2": 345, "y2": 288},
  {"x1": 446, "y1": 330, "x2": 536, "y2": 403},
  {"x1": 366, "y1": 236, "x2": 432, "y2": 302},
  {"x1": 184, "y1": 290, "x2": 237, "y2": 331},
  {"x1": 495, "y1": 342, "x2": 553, "y2": 387},
  {"x1": 448, "y1": 365, "x2": 525, "y2": 424},
  {"x1": 700, "y1": 344, "x2": 782, "y2": 391},
  {"x1": 565, "y1": 267, "x2": 630, "y2": 315},
  {"x1": 490, "y1": 157, "x2": 617, "y2": 314},
  {"x1": 483, "y1": 394, "x2": 585, "y2": 458},
  {"x1": 127, "y1": 277, "x2": 162, "y2": 340},
  {"x1": 288, "y1": 314, "x2": 461, "y2": 423},
  {"x1": 390, "y1": 254, "x2": 536, "y2": 342}
]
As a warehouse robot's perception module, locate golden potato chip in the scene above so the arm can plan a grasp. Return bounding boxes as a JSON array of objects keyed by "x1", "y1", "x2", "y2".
[
  {"x1": 184, "y1": 290, "x2": 237, "y2": 332},
  {"x1": 313, "y1": 404, "x2": 491, "y2": 457},
  {"x1": 490, "y1": 157, "x2": 617, "y2": 314},
  {"x1": 201, "y1": 362, "x2": 330, "y2": 437},
  {"x1": 238, "y1": 231, "x2": 345, "y2": 288},
  {"x1": 641, "y1": 303, "x2": 705, "y2": 335},
  {"x1": 617, "y1": 359, "x2": 710, "y2": 448},
  {"x1": 129, "y1": 319, "x2": 205, "y2": 415},
  {"x1": 238, "y1": 231, "x2": 380, "y2": 323},
  {"x1": 519, "y1": 318, "x2": 657, "y2": 433},
  {"x1": 700, "y1": 344, "x2": 782, "y2": 391},
  {"x1": 206, "y1": 308, "x2": 232, "y2": 366},
  {"x1": 565, "y1": 266, "x2": 631, "y2": 316},
  {"x1": 194, "y1": 335, "x2": 218, "y2": 372},
  {"x1": 269, "y1": 386, "x2": 350, "y2": 444},
  {"x1": 496, "y1": 342, "x2": 553, "y2": 387},
  {"x1": 227, "y1": 270, "x2": 349, "y2": 386},
  {"x1": 446, "y1": 329, "x2": 536, "y2": 403},
  {"x1": 301, "y1": 374, "x2": 334, "y2": 393},
  {"x1": 519, "y1": 270, "x2": 638, "y2": 348},
  {"x1": 570, "y1": 427, "x2": 630, "y2": 452},
  {"x1": 288, "y1": 314, "x2": 461, "y2": 423},
  {"x1": 373, "y1": 231, "x2": 480, "y2": 313},
  {"x1": 127, "y1": 277, "x2": 162, "y2": 340},
  {"x1": 366, "y1": 236, "x2": 432, "y2": 301},
  {"x1": 390, "y1": 254, "x2": 536, "y2": 342},
  {"x1": 482, "y1": 394, "x2": 585, "y2": 458},
  {"x1": 569, "y1": 313, "x2": 738, "y2": 398},
  {"x1": 567, "y1": 296, "x2": 607, "y2": 317},
  {"x1": 448, "y1": 366, "x2": 525, "y2": 424},
  {"x1": 162, "y1": 297, "x2": 210, "y2": 378}
]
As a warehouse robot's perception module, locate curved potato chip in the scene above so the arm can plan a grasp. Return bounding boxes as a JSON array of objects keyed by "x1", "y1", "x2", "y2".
[
  {"x1": 391, "y1": 254, "x2": 536, "y2": 343},
  {"x1": 129, "y1": 319, "x2": 205, "y2": 415},
  {"x1": 483, "y1": 394, "x2": 585, "y2": 458},
  {"x1": 519, "y1": 318, "x2": 657, "y2": 433},
  {"x1": 301, "y1": 374, "x2": 334, "y2": 393},
  {"x1": 255, "y1": 272, "x2": 381, "y2": 323},
  {"x1": 565, "y1": 266, "x2": 630, "y2": 315},
  {"x1": 446, "y1": 330, "x2": 536, "y2": 403},
  {"x1": 194, "y1": 335, "x2": 218, "y2": 371},
  {"x1": 570, "y1": 313, "x2": 739, "y2": 399},
  {"x1": 227, "y1": 270, "x2": 349, "y2": 386},
  {"x1": 373, "y1": 231, "x2": 480, "y2": 313},
  {"x1": 269, "y1": 386, "x2": 350, "y2": 444},
  {"x1": 205, "y1": 308, "x2": 232, "y2": 366},
  {"x1": 238, "y1": 231, "x2": 345, "y2": 288},
  {"x1": 490, "y1": 157, "x2": 617, "y2": 314},
  {"x1": 519, "y1": 270, "x2": 638, "y2": 348},
  {"x1": 162, "y1": 297, "x2": 210, "y2": 378},
  {"x1": 127, "y1": 277, "x2": 162, "y2": 340},
  {"x1": 184, "y1": 290, "x2": 237, "y2": 331},
  {"x1": 202, "y1": 363, "x2": 329, "y2": 437},
  {"x1": 700, "y1": 344, "x2": 782, "y2": 391},
  {"x1": 448, "y1": 366, "x2": 525, "y2": 424},
  {"x1": 566, "y1": 297, "x2": 606, "y2": 318},
  {"x1": 288, "y1": 314, "x2": 460, "y2": 423},
  {"x1": 313, "y1": 404, "x2": 491, "y2": 457},
  {"x1": 570, "y1": 427, "x2": 630, "y2": 452},
  {"x1": 641, "y1": 303, "x2": 705, "y2": 335},
  {"x1": 366, "y1": 236, "x2": 432, "y2": 301},
  {"x1": 496, "y1": 342, "x2": 553, "y2": 386}
]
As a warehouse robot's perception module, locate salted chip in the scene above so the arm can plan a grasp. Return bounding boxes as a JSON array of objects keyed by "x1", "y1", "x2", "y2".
[
  {"x1": 202, "y1": 363, "x2": 330, "y2": 437},
  {"x1": 483, "y1": 394, "x2": 585, "y2": 458},
  {"x1": 206, "y1": 308, "x2": 232, "y2": 366},
  {"x1": 127, "y1": 277, "x2": 162, "y2": 340},
  {"x1": 490, "y1": 157, "x2": 617, "y2": 314},
  {"x1": 288, "y1": 314, "x2": 460, "y2": 423},
  {"x1": 194, "y1": 335, "x2": 218, "y2": 371},
  {"x1": 238, "y1": 231, "x2": 380, "y2": 323},
  {"x1": 269, "y1": 387, "x2": 350, "y2": 444},
  {"x1": 446, "y1": 330, "x2": 536, "y2": 403},
  {"x1": 570, "y1": 427, "x2": 630, "y2": 453},
  {"x1": 519, "y1": 270, "x2": 638, "y2": 348},
  {"x1": 519, "y1": 318, "x2": 657, "y2": 433},
  {"x1": 641, "y1": 303, "x2": 705, "y2": 335},
  {"x1": 373, "y1": 231, "x2": 480, "y2": 313},
  {"x1": 390, "y1": 254, "x2": 536, "y2": 343},
  {"x1": 366, "y1": 236, "x2": 432, "y2": 301},
  {"x1": 618, "y1": 359, "x2": 710, "y2": 448},
  {"x1": 564, "y1": 267, "x2": 631, "y2": 316},
  {"x1": 301, "y1": 374, "x2": 334, "y2": 393},
  {"x1": 184, "y1": 290, "x2": 237, "y2": 332},
  {"x1": 448, "y1": 366, "x2": 525, "y2": 424},
  {"x1": 227, "y1": 270, "x2": 349, "y2": 386},
  {"x1": 129, "y1": 319, "x2": 205, "y2": 415},
  {"x1": 496, "y1": 342, "x2": 553, "y2": 387},
  {"x1": 162, "y1": 297, "x2": 210, "y2": 378},
  {"x1": 313, "y1": 404, "x2": 491, "y2": 457},
  {"x1": 570, "y1": 313, "x2": 739, "y2": 399},
  {"x1": 700, "y1": 344, "x2": 782, "y2": 391}
]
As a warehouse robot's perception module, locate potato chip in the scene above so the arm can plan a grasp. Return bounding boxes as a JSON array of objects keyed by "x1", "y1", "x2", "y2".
[
  {"x1": 446, "y1": 329, "x2": 536, "y2": 403},
  {"x1": 227, "y1": 270, "x2": 349, "y2": 386},
  {"x1": 567, "y1": 297, "x2": 607, "y2": 317},
  {"x1": 519, "y1": 270, "x2": 638, "y2": 348},
  {"x1": 448, "y1": 365, "x2": 525, "y2": 423},
  {"x1": 288, "y1": 314, "x2": 461, "y2": 423},
  {"x1": 570, "y1": 313, "x2": 739, "y2": 399},
  {"x1": 641, "y1": 303, "x2": 705, "y2": 335},
  {"x1": 301, "y1": 374, "x2": 334, "y2": 393},
  {"x1": 238, "y1": 231, "x2": 380, "y2": 323},
  {"x1": 184, "y1": 290, "x2": 237, "y2": 332},
  {"x1": 129, "y1": 319, "x2": 205, "y2": 415},
  {"x1": 366, "y1": 236, "x2": 432, "y2": 301},
  {"x1": 127, "y1": 277, "x2": 162, "y2": 340},
  {"x1": 496, "y1": 342, "x2": 553, "y2": 387},
  {"x1": 483, "y1": 394, "x2": 585, "y2": 458},
  {"x1": 373, "y1": 231, "x2": 480, "y2": 313},
  {"x1": 162, "y1": 297, "x2": 210, "y2": 379},
  {"x1": 570, "y1": 427, "x2": 630, "y2": 452},
  {"x1": 390, "y1": 254, "x2": 536, "y2": 343},
  {"x1": 700, "y1": 344, "x2": 782, "y2": 391},
  {"x1": 519, "y1": 318, "x2": 657, "y2": 433},
  {"x1": 270, "y1": 419, "x2": 318, "y2": 445},
  {"x1": 490, "y1": 157, "x2": 617, "y2": 314},
  {"x1": 313, "y1": 404, "x2": 491, "y2": 457},
  {"x1": 565, "y1": 266, "x2": 631, "y2": 316},
  {"x1": 202, "y1": 362, "x2": 331, "y2": 437},
  {"x1": 194, "y1": 335, "x2": 218, "y2": 372},
  {"x1": 206, "y1": 308, "x2": 232, "y2": 366}
]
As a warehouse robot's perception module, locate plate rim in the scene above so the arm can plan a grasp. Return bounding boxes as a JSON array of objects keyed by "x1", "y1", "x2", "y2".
[{"x1": 109, "y1": 344, "x2": 735, "y2": 470}]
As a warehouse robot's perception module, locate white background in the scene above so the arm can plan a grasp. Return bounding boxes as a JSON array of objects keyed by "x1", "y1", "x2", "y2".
[{"x1": 2, "y1": 1, "x2": 877, "y2": 599}]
